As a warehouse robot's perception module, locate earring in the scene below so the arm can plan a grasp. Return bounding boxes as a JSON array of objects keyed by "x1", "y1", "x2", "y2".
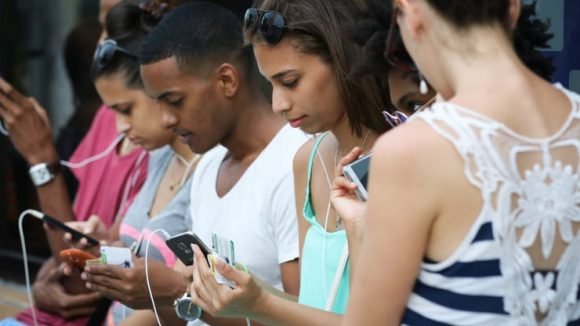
[{"x1": 419, "y1": 73, "x2": 428, "y2": 95}]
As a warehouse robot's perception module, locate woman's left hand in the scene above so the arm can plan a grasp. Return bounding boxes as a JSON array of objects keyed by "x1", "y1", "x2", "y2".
[
  {"x1": 81, "y1": 257, "x2": 185, "y2": 309},
  {"x1": 330, "y1": 147, "x2": 367, "y2": 235}
]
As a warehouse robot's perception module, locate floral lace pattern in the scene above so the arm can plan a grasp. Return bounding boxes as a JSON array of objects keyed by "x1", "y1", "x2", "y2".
[
  {"x1": 413, "y1": 85, "x2": 580, "y2": 325},
  {"x1": 516, "y1": 162, "x2": 580, "y2": 259}
]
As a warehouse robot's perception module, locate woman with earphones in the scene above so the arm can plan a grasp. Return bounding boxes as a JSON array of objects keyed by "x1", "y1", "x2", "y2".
[{"x1": 61, "y1": 2, "x2": 199, "y2": 325}]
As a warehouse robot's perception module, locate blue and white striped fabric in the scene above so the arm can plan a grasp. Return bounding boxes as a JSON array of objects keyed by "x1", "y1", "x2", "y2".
[
  {"x1": 402, "y1": 210, "x2": 580, "y2": 325},
  {"x1": 404, "y1": 86, "x2": 580, "y2": 325},
  {"x1": 401, "y1": 215, "x2": 514, "y2": 325}
]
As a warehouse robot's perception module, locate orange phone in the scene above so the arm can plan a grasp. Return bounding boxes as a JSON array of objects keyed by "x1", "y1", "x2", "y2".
[{"x1": 59, "y1": 248, "x2": 98, "y2": 269}]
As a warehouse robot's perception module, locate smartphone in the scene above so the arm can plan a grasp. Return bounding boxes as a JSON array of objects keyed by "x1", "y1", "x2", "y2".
[
  {"x1": 165, "y1": 232, "x2": 212, "y2": 266},
  {"x1": 43, "y1": 214, "x2": 100, "y2": 247},
  {"x1": 59, "y1": 248, "x2": 98, "y2": 269},
  {"x1": 343, "y1": 153, "x2": 372, "y2": 201}
]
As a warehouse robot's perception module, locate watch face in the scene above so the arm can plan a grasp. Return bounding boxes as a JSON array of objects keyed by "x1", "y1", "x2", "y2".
[
  {"x1": 175, "y1": 296, "x2": 202, "y2": 321},
  {"x1": 30, "y1": 163, "x2": 54, "y2": 186}
]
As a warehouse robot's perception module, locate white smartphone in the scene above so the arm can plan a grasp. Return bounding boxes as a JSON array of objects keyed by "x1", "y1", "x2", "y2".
[{"x1": 343, "y1": 153, "x2": 372, "y2": 201}]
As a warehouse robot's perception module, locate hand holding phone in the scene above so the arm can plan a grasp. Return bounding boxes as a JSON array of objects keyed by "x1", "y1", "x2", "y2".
[{"x1": 165, "y1": 232, "x2": 212, "y2": 266}]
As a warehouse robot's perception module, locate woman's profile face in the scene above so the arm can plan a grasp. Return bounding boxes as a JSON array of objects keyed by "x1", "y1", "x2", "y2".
[
  {"x1": 95, "y1": 72, "x2": 174, "y2": 151},
  {"x1": 253, "y1": 38, "x2": 348, "y2": 134},
  {"x1": 388, "y1": 69, "x2": 435, "y2": 115}
]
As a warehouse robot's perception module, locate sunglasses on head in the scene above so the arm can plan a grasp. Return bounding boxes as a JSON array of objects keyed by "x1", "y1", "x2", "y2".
[
  {"x1": 91, "y1": 39, "x2": 138, "y2": 77},
  {"x1": 244, "y1": 8, "x2": 288, "y2": 45},
  {"x1": 384, "y1": 6, "x2": 417, "y2": 73}
]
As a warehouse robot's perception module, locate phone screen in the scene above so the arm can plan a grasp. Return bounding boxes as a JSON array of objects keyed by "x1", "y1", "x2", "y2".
[
  {"x1": 343, "y1": 154, "x2": 372, "y2": 201},
  {"x1": 350, "y1": 156, "x2": 370, "y2": 189},
  {"x1": 165, "y1": 232, "x2": 212, "y2": 266}
]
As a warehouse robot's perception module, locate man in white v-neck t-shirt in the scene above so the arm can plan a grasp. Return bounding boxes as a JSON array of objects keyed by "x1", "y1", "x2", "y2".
[
  {"x1": 189, "y1": 124, "x2": 307, "y2": 291},
  {"x1": 139, "y1": 2, "x2": 308, "y2": 325}
]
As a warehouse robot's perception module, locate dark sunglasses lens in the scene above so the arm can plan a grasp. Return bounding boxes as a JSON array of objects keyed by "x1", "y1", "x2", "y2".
[
  {"x1": 99, "y1": 43, "x2": 117, "y2": 69},
  {"x1": 261, "y1": 12, "x2": 285, "y2": 44},
  {"x1": 244, "y1": 8, "x2": 258, "y2": 30},
  {"x1": 92, "y1": 41, "x2": 118, "y2": 75}
]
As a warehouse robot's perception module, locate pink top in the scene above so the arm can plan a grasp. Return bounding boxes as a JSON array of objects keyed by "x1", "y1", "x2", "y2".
[{"x1": 69, "y1": 105, "x2": 148, "y2": 227}]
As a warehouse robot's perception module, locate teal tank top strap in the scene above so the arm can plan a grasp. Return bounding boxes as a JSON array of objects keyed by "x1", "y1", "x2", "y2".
[{"x1": 303, "y1": 133, "x2": 329, "y2": 223}]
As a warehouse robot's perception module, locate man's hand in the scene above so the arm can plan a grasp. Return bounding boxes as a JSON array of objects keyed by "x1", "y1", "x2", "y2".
[
  {"x1": 0, "y1": 78, "x2": 58, "y2": 165},
  {"x1": 82, "y1": 258, "x2": 187, "y2": 309},
  {"x1": 33, "y1": 259, "x2": 101, "y2": 319}
]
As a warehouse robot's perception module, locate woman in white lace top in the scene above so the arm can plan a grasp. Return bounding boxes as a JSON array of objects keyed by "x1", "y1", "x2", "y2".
[{"x1": 339, "y1": 0, "x2": 580, "y2": 325}]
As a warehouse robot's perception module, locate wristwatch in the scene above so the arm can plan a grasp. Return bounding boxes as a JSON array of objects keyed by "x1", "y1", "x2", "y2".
[
  {"x1": 174, "y1": 293, "x2": 202, "y2": 321},
  {"x1": 29, "y1": 161, "x2": 60, "y2": 187}
]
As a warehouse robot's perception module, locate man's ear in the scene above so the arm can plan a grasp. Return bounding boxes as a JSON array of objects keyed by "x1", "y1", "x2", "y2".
[
  {"x1": 215, "y1": 63, "x2": 240, "y2": 98},
  {"x1": 508, "y1": 0, "x2": 522, "y2": 30},
  {"x1": 395, "y1": 0, "x2": 426, "y2": 40}
]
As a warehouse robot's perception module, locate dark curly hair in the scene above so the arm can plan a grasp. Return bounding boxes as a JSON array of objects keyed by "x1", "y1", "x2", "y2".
[{"x1": 350, "y1": 1, "x2": 554, "y2": 81}]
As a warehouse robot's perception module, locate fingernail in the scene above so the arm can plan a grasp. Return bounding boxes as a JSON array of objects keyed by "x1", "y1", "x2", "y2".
[
  {"x1": 86, "y1": 282, "x2": 91, "y2": 289},
  {"x1": 81, "y1": 272, "x2": 87, "y2": 280}
]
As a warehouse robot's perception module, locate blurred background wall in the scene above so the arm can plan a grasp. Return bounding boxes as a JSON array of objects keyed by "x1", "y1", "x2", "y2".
[{"x1": 0, "y1": 0, "x2": 99, "y2": 273}]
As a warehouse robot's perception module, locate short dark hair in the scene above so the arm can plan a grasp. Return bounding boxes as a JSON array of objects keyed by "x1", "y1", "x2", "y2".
[
  {"x1": 351, "y1": 1, "x2": 554, "y2": 81},
  {"x1": 139, "y1": 1, "x2": 254, "y2": 79}
]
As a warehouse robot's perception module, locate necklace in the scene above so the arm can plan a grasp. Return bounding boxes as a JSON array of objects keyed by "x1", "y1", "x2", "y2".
[
  {"x1": 317, "y1": 129, "x2": 371, "y2": 231},
  {"x1": 169, "y1": 153, "x2": 202, "y2": 191}
]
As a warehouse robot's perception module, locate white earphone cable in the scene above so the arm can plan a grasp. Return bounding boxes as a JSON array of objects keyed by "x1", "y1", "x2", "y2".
[
  {"x1": 144, "y1": 228, "x2": 171, "y2": 326},
  {"x1": 0, "y1": 119, "x2": 8, "y2": 136},
  {"x1": 59, "y1": 134, "x2": 124, "y2": 169},
  {"x1": 18, "y1": 209, "x2": 46, "y2": 326},
  {"x1": 314, "y1": 134, "x2": 334, "y2": 302}
]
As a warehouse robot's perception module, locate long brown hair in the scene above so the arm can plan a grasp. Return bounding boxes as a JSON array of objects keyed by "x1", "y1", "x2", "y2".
[{"x1": 245, "y1": 0, "x2": 391, "y2": 137}]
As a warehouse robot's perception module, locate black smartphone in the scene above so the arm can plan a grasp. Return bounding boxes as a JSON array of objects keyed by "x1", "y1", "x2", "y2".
[
  {"x1": 42, "y1": 214, "x2": 100, "y2": 247},
  {"x1": 343, "y1": 153, "x2": 372, "y2": 201},
  {"x1": 165, "y1": 232, "x2": 212, "y2": 266}
]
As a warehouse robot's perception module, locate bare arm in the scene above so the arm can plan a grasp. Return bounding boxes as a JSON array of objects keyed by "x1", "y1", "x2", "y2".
[
  {"x1": 293, "y1": 141, "x2": 312, "y2": 267},
  {"x1": 0, "y1": 79, "x2": 75, "y2": 258},
  {"x1": 342, "y1": 126, "x2": 438, "y2": 325}
]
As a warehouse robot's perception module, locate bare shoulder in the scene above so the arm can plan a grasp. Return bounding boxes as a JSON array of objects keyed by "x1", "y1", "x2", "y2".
[
  {"x1": 370, "y1": 119, "x2": 458, "y2": 206},
  {"x1": 373, "y1": 120, "x2": 452, "y2": 172},
  {"x1": 293, "y1": 138, "x2": 315, "y2": 176}
]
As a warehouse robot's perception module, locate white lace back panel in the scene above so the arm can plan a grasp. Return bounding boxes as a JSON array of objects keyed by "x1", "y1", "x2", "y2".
[{"x1": 411, "y1": 86, "x2": 580, "y2": 325}]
